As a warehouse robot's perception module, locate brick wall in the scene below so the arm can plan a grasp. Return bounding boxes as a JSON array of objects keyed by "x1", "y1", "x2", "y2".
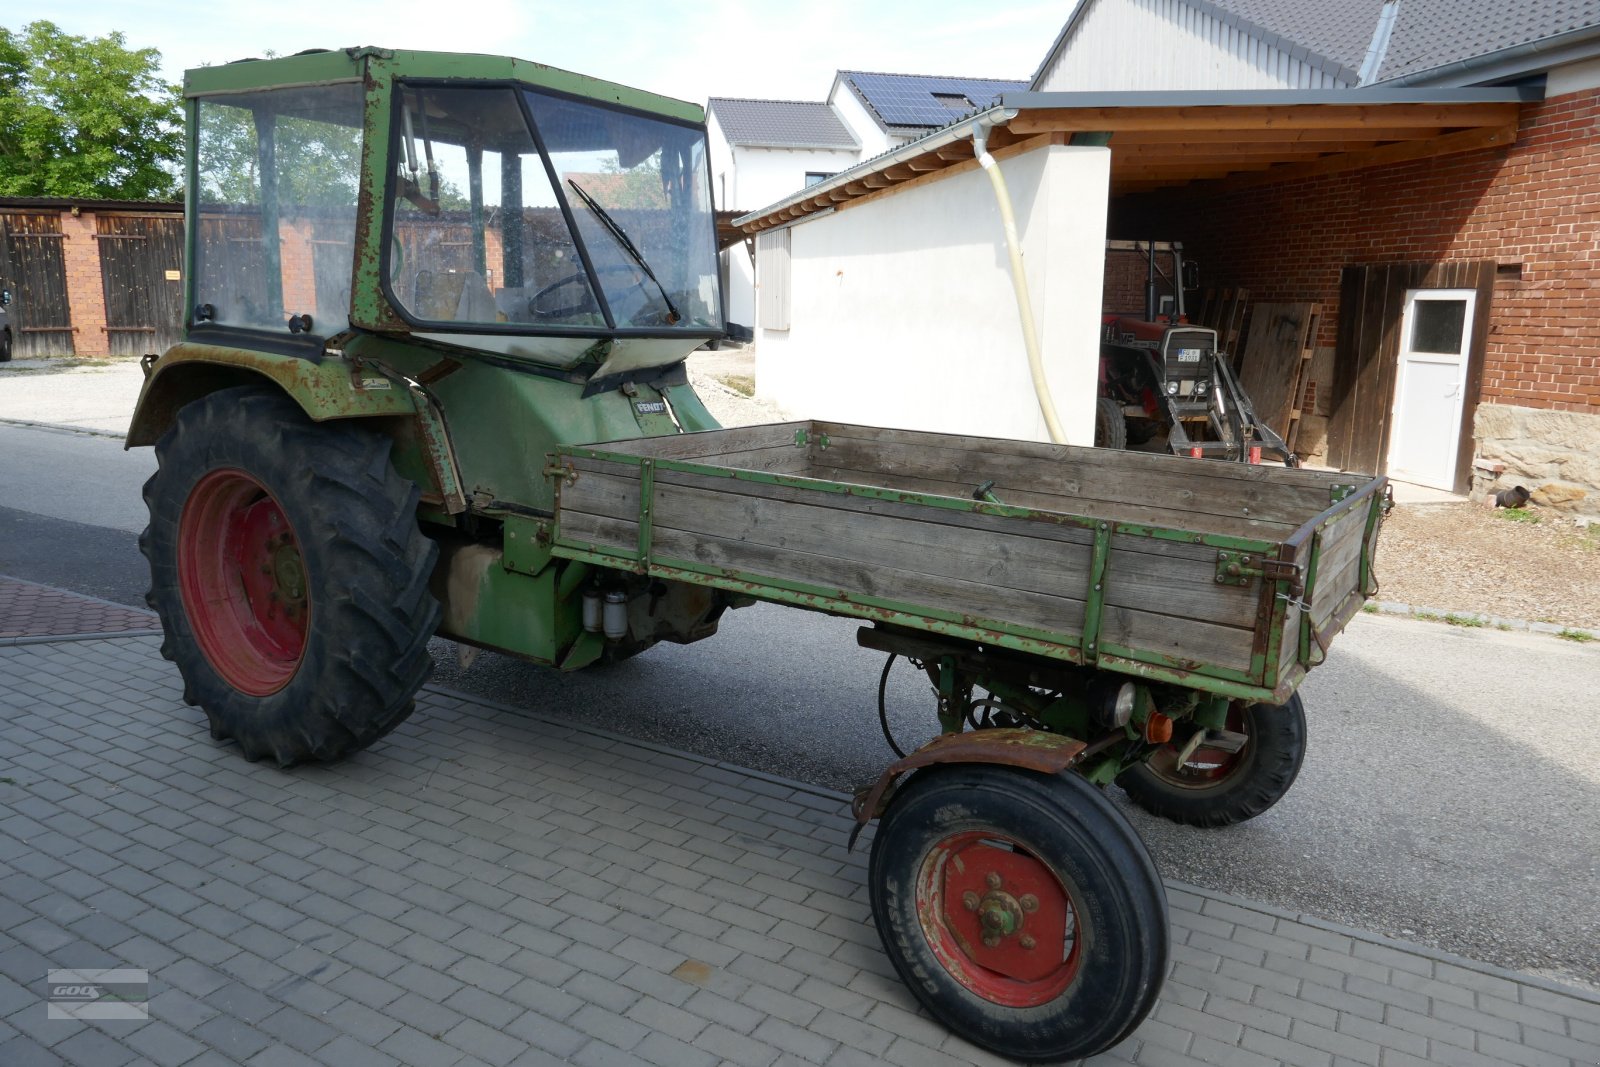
[
  {"x1": 1113, "y1": 87, "x2": 1600, "y2": 416},
  {"x1": 60, "y1": 210, "x2": 110, "y2": 357}
]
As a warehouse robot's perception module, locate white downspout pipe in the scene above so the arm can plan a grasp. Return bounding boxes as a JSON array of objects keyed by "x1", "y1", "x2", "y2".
[{"x1": 971, "y1": 122, "x2": 1069, "y2": 445}]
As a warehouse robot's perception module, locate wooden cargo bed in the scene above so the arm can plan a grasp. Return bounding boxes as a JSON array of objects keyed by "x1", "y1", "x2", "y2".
[{"x1": 549, "y1": 421, "x2": 1387, "y2": 703}]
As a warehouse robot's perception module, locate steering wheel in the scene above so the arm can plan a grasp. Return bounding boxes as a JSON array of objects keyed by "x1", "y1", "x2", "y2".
[
  {"x1": 529, "y1": 270, "x2": 605, "y2": 321},
  {"x1": 528, "y1": 263, "x2": 659, "y2": 323}
]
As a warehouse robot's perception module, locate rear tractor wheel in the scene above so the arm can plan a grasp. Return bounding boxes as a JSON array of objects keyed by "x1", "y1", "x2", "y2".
[
  {"x1": 869, "y1": 765, "x2": 1168, "y2": 1061},
  {"x1": 140, "y1": 386, "x2": 441, "y2": 765},
  {"x1": 1117, "y1": 694, "x2": 1307, "y2": 827}
]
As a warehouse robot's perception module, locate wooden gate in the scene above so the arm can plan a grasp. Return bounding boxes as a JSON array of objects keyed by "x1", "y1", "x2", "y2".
[
  {"x1": 0, "y1": 211, "x2": 74, "y2": 357},
  {"x1": 1326, "y1": 261, "x2": 1494, "y2": 493},
  {"x1": 96, "y1": 214, "x2": 184, "y2": 356}
]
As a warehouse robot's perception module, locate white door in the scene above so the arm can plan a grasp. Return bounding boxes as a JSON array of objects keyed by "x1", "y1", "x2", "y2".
[{"x1": 1387, "y1": 288, "x2": 1476, "y2": 490}]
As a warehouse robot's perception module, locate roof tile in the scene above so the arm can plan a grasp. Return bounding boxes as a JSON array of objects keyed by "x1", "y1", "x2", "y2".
[{"x1": 707, "y1": 98, "x2": 859, "y2": 149}]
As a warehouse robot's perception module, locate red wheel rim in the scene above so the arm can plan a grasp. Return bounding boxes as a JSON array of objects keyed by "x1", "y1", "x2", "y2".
[
  {"x1": 1148, "y1": 705, "x2": 1249, "y2": 787},
  {"x1": 915, "y1": 830, "x2": 1081, "y2": 1008},
  {"x1": 177, "y1": 468, "x2": 309, "y2": 696}
]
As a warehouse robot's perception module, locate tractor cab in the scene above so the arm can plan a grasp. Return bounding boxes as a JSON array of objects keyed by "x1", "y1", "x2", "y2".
[{"x1": 186, "y1": 47, "x2": 721, "y2": 380}]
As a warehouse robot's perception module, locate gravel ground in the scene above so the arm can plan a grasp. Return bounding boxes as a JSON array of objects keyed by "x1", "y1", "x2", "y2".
[{"x1": 1377, "y1": 501, "x2": 1600, "y2": 630}]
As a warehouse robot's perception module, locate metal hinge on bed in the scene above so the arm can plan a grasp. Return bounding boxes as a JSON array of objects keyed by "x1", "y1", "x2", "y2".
[{"x1": 1215, "y1": 551, "x2": 1303, "y2": 592}]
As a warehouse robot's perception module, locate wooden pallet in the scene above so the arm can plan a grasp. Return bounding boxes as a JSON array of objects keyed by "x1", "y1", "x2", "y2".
[{"x1": 1238, "y1": 303, "x2": 1321, "y2": 448}]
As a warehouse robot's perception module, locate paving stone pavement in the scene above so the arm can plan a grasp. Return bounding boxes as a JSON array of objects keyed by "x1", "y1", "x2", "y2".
[
  {"x1": 0, "y1": 577, "x2": 160, "y2": 643},
  {"x1": 1, "y1": 630, "x2": 1597, "y2": 1067}
]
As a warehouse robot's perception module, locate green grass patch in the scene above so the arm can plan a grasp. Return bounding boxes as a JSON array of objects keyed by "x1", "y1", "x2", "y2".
[
  {"x1": 1361, "y1": 603, "x2": 1378, "y2": 614},
  {"x1": 716, "y1": 373, "x2": 756, "y2": 397},
  {"x1": 1495, "y1": 506, "x2": 1540, "y2": 524},
  {"x1": 1557, "y1": 628, "x2": 1594, "y2": 643},
  {"x1": 1412, "y1": 609, "x2": 1485, "y2": 628}
]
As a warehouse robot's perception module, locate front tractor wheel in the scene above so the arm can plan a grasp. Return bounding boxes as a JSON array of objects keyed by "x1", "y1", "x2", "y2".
[
  {"x1": 869, "y1": 766, "x2": 1168, "y2": 1062},
  {"x1": 1117, "y1": 694, "x2": 1307, "y2": 827},
  {"x1": 141, "y1": 386, "x2": 441, "y2": 765}
]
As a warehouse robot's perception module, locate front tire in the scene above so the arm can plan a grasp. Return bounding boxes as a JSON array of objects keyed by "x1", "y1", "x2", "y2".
[
  {"x1": 869, "y1": 766, "x2": 1167, "y2": 1061},
  {"x1": 141, "y1": 386, "x2": 441, "y2": 765},
  {"x1": 1117, "y1": 695, "x2": 1307, "y2": 827},
  {"x1": 1094, "y1": 396, "x2": 1127, "y2": 450}
]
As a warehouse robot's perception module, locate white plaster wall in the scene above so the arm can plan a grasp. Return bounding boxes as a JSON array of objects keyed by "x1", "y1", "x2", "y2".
[
  {"x1": 729, "y1": 145, "x2": 859, "y2": 214},
  {"x1": 723, "y1": 243, "x2": 756, "y2": 328},
  {"x1": 707, "y1": 110, "x2": 735, "y2": 213},
  {"x1": 1037, "y1": 0, "x2": 1349, "y2": 92},
  {"x1": 1548, "y1": 56, "x2": 1600, "y2": 96},
  {"x1": 829, "y1": 83, "x2": 895, "y2": 159},
  {"x1": 719, "y1": 143, "x2": 858, "y2": 329},
  {"x1": 756, "y1": 145, "x2": 1111, "y2": 445}
]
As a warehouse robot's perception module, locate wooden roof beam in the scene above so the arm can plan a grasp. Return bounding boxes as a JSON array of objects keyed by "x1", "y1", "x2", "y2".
[
  {"x1": 1109, "y1": 126, "x2": 1448, "y2": 145},
  {"x1": 1113, "y1": 143, "x2": 1377, "y2": 161},
  {"x1": 1211, "y1": 121, "x2": 1519, "y2": 189}
]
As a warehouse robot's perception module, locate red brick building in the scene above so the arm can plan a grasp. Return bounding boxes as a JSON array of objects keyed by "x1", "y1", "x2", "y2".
[{"x1": 1032, "y1": 1, "x2": 1600, "y2": 512}]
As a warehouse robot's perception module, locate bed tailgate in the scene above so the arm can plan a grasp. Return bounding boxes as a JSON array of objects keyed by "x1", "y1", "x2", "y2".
[{"x1": 1277, "y1": 476, "x2": 1390, "y2": 685}]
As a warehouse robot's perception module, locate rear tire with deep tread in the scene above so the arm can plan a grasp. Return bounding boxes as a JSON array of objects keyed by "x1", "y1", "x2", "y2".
[
  {"x1": 1117, "y1": 695, "x2": 1307, "y2": 827},
  {"x1": 140, "y1": 385, "x2": 440, "y2": 766}
]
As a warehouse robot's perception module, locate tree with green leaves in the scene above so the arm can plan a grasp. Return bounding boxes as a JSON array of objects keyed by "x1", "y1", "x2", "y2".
[{"x1": 0, "y1": 21, "x2": 181, "y2": 199}]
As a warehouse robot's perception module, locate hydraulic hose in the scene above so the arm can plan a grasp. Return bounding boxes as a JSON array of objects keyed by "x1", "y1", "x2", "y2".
[{"x1": 972, "y1": 123, "x2": 1069, "y2": 445}]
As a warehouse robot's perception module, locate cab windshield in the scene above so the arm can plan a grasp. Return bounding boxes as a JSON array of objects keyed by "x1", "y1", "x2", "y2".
[{"x1": 387, "y1": 85, "x2": 721, "y2": 335}]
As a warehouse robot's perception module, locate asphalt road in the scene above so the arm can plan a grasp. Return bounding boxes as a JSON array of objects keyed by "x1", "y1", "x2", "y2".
[{"x1": 4, "y1": 420, "x2": 1598, "y2": 991}]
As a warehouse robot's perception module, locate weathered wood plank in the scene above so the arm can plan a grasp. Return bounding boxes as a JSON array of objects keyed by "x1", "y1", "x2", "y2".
[
  {"x1": 808, "y1": 462, "x2": 1293, "y2": 540},
  {"x1": 646, "y1": 480, "x2": 1096, "y2": 606},
  {"x1": 578, "y1": 422, "x2": 805, "y2": 458},
  {"x1": 818, "y1": 434, "x2": 1330, "y2": 528},
  {"x1": 558, "y1": 510, "x2": 640, "y2": 554},
  {"x1": 1104, "y1": 535, "x2": 1260, "y2": 630},
  {"x1": 558, "y1": 468, "x2": 641, "y2": 525},
  {"x1": 1311, "y1": 554, "x2": 1363, "y2": 623},
  {"x1": 653, "y1": 467, "x2": 1098, "y2": 550},
  {"x1": 1239, "y1": 303, "x2": 1317, "y2": 439},
  {"x1": 1101, "y1": 604, "x2": 1257, "y2": 673},
  {"x1": 648, "y1": 524, "x2": 1089, "y2": 637},
  {"x1": 815, "y1": 421, "x2": 1348, "y2": 494}
]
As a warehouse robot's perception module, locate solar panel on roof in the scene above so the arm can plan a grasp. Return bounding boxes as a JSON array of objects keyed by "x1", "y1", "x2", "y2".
[{"x1": 845, "y1": 72, "x2": 1026, "y2": 128}]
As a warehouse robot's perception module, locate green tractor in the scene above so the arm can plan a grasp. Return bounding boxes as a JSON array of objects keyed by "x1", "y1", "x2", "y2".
[{"x1": 128, "y1": 47, "x2": 1384, "y2": 1062}]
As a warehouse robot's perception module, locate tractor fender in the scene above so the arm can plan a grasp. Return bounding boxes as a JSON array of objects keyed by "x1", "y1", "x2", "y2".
[
  {"x1": 125, "y1": 343, "x2": 465, "y2": 514},
  {"x1": 848, "y1": 728, "x2": 1088, "y2": 848}
]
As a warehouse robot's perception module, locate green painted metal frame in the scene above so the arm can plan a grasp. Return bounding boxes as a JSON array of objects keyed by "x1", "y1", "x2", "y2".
[{"x1": 548, "y1": 441, "x2": 1389, "y2": 704}]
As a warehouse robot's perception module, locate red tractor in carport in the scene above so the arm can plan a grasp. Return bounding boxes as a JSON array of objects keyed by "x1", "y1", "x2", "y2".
[{"x1": 1095, "y1": 240, "x2": 1294, "y2": 465}]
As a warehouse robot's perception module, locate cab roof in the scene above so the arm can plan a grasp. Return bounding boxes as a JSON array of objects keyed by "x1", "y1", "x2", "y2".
[{"x1": 182, "y1": 46, "x2": 704, "y2": 125}]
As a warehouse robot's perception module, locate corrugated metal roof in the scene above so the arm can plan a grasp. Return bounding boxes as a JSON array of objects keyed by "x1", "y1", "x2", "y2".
[
  {"x1": 707, "y1": 98, "x2": 860, "y2": 149},
  {"x1": 838, "y1": 71, "x2": 1027, "y2": 130},
  {"x1": 1375, "y1": 0, "x2": 1600, "y2": 81}
]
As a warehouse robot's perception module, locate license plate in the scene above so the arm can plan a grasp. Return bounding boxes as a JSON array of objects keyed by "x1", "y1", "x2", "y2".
[{"x1": 1176, "y1": 348, "x2": 1203, "y2": 362}]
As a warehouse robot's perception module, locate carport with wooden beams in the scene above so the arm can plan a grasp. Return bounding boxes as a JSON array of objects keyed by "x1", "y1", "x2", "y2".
[{"x1": 734, "y1": 88, "x2": 1532, "y2": 233}]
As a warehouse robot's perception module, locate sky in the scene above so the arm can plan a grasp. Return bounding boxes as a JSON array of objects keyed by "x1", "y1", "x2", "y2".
[{"x1": 10, "y1": 1, "x2": 1070, "y2": 105}]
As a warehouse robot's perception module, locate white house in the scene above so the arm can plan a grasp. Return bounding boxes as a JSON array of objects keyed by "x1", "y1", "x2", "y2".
[
  {"x1": 706, "y1": 99, "x2": 860, "y2": 332},
  {"x1": 708, "y1": 72, "x2": 1023, "y2": 335}
]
